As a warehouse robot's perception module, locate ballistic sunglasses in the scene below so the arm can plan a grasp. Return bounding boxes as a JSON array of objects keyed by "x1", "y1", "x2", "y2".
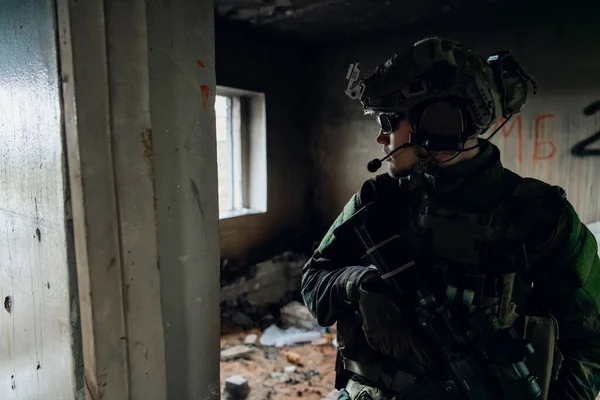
[{"x1": 375, "y1": 112, "x2": 407, "y2": 134}]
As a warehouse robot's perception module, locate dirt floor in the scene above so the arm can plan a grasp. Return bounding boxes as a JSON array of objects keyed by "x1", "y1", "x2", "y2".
[{"x1": 220, "y1": 329, "x2": 338, "y2": 400}]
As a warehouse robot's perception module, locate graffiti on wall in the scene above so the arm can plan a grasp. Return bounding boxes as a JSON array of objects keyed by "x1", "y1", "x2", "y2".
[{"x1": 491, "y1": 113, "x2": 558, "y2": 164}]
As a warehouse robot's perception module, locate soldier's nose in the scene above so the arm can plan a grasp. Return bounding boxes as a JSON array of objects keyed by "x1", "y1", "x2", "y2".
[{"x1": 376, "y1": 130, "x2": 389, "y2": 145}]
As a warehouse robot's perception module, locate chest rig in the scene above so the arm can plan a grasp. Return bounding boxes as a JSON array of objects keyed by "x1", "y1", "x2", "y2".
[
  {"x1": 338, "y1": 171, "x2": 546, "y2": 400},
  {"x1": 402, "y1": 171, "x2": 532, "y2": 328}
]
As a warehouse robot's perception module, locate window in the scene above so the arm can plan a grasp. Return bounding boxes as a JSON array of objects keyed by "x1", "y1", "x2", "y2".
[{"x1": 214, "y1": 87, "x2": 267, "y2": 219}]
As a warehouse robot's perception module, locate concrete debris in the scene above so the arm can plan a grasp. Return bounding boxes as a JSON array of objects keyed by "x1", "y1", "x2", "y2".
[
  {"x1": 244, "y1": 333, "x2": 258, "y2": 345},
  {"x1": 221, "y1": 329, "x2": 338, "y2": 399},
  {"x1": 283, "y1": 365, "x2": 297, "y2": 373},
  {"x1": 324, "y1": 389, "x2": 340, "y2": 400},
  {"x1": 264, "y1": 349, "x2": 279, "y2": 360},
  {"x1": 332, "y1": 338, "x2": 338, "y2": 348},
  {"x1": 231, "y1": 312, "x2": 254, "y2": 328},
  {"x1": 224, "y1": 375, "x2": 250, "y2": 399},
  {"x1": 311, "y1": 337, "x2": 329, "y2": 346},
  {"x1": 221, "y1": 345, "x2": 255, "y2": 361},
  {"x1": 280, "y1": 301, "x2": 319, "y2": 330},
  {"x1": 270, "y1": 372, "x2": 283, "y2": 379},
  {"x1": 221, "y1": 251, "x2": 308, "y2": 309}
]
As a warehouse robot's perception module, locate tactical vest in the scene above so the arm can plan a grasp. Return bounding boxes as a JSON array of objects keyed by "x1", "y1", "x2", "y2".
[{"x1": 337, "y1": 172, "x2": 563, "y2": 400}]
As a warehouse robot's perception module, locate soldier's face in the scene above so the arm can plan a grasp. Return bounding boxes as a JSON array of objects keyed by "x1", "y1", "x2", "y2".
[{"x1": 376, "y1": 119, "x2": 418, "y2": 177}]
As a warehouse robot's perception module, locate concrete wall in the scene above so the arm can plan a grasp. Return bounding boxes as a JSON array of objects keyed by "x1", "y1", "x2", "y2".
[
  {"x1": 0, "y1": 0, "x2": 80, "y2": 399},
  {"x1": 215, "y1": 21, "x2": 314, "y2": 262},
  {"x1": 310, "y1": 3, "x2": 600, "y2": 227}
]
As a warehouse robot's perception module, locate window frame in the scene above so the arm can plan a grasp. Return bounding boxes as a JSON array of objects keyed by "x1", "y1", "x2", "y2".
[{"x1": 215, "y1": 86, "x2": 267, "y2": 220}]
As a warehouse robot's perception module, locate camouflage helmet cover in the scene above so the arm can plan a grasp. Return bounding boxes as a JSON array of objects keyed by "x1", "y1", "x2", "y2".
[{"x1": 347, "y1": 37, "x2": 504, "y2": 135}]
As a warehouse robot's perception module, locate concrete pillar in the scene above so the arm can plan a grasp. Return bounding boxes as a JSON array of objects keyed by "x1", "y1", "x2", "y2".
[
  {"x1": 146, "y1": 0, "x2": 221, "y2": 397},
  {"x1": 58, "y1": 0, "x2": 220, "y2": 398}
]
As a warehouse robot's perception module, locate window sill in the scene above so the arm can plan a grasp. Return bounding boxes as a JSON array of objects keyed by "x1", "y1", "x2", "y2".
[{"x1": 219, "y1": 208, "x2": 266, "y2": 220}]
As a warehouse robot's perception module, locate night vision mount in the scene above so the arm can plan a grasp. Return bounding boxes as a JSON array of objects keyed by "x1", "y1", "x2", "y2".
[
  {"x1": 345, "y1": 63, "x2": 366, "y2": 100},
  {"x1": 486, "y1": 50, "x2": 538, "y2": 119}
]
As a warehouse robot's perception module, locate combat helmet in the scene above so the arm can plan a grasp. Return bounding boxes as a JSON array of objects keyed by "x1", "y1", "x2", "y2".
[{"x1": 345, "y1": 37, "x2": 537, "y2": 153}]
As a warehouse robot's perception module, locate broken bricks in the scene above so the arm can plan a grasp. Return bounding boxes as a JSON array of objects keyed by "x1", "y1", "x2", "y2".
[
  {"x1": 280, "y1": 301, "x2": 319, "y2": 331},
  {"x1": 224, "y1": 375, "x2": 250, "y2": 399},
  {"x1": 244, "y1": 333, "x2": 258, "y2": 345},
  {"x1": 311, "y1": 337, "x2": 329, "y2": 346},
  {"x1": 283, "y1": 365, "x2": 296, "y2": 374},
  {"x1": 221, "y1": 344, "x2": 255, "y2": 361}
]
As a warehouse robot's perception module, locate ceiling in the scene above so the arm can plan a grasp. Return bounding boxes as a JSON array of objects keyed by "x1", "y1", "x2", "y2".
[{"x1": 213, "y1": 0, "x2": 522, "y2": 43}]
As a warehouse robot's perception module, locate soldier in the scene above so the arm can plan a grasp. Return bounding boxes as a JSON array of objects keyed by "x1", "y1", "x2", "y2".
[{"x1": 301, "y1": 37, "x2": 600, "y2": 400}]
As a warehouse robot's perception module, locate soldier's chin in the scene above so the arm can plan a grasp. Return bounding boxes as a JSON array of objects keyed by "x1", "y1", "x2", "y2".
[{"x1": 387, "y1": 162, "x2": 408, "y2": 178}]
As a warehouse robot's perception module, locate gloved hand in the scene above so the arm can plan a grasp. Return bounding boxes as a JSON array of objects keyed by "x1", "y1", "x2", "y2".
[
  {"x1": 357, "y1": 273, "x2": 439, "y2": 370},
  {"x1": 357, "y1": 273, "x2": 414, "y2": 360}
]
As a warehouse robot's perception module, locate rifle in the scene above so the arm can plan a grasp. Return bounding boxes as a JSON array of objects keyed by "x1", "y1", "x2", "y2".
[{"x1": 336, "y1": 196, "x2": 542, "y2": 400}]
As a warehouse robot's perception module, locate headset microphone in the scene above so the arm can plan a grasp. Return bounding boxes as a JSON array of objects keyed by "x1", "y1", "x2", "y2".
[{"x1": 367, "y1": 143, "x2": 412, "y2": 173}]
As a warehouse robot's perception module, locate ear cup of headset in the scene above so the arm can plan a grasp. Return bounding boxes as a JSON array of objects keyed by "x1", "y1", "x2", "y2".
[{"x1": 417, "y1": 101, "x2": 465, "y2": 140}]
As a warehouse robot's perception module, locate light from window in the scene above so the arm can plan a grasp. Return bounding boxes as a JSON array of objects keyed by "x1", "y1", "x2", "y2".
[
  {"x1": 215, "y1": 95, "x2": 236, "y2": 214},
  {"x1": 215, "y1": 87, "x2": 267, "y2": 219}
]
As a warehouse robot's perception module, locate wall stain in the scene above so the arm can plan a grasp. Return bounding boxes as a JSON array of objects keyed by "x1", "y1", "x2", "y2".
[
  {"x1": 200, "y1": 85, "x2": 210, "y2": 110},
  {"x1": 107, "y1": 257, "x2": 116, "y2": 272},
  {"x1": 35, "y1": 228, "x2": 41, "y2": 242},
  {"x1": 189, "y1": 179, "x2": 205, "y2": 219},
  {"x1": 4, "y1": 296, "x2": 11, "y2": 314},
  {"x1": 124, "y1": 284, "x2": 130, "y2": 313},
  {"x1": 141, "y1": 129, "x2": 155, "y2": 180},
  {"x1": 134, "y1": 341, "x2": 150, "y2": 361},
  {"x1": 197, "y1": 59, "x2": 205, "y2": 68}
]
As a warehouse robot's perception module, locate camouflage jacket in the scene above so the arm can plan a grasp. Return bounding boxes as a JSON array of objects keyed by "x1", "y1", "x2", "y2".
[{"x1": 301, "y1": 141, "x2": 600, "y2": 399}]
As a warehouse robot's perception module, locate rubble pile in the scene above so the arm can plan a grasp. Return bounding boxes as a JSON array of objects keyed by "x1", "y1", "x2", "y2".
[
  {"x1": 221, "y1": 301, "x2": 338, "y2": 400},
  {"x1": 221, "y1": 251, "x2": 309, "y2": 330}
]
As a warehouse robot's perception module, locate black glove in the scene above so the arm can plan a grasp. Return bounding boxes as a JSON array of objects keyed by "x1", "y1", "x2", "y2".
[
  {"x1": 357, "y1": 273, "x2": 439, "y2": 370},
  {"x1": 357, "y1": 273, "x2": 414, "y2": 359}
]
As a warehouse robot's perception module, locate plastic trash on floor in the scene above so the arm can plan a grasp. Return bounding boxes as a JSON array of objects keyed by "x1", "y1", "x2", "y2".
[{"x1": 259, "y1": 324, "x2": 322, "y2": 347}]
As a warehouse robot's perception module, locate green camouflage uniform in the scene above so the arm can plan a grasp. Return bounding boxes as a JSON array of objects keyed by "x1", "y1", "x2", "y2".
[{"x1": 301, "y1": 141, "x2": 600, "y2": 399}]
